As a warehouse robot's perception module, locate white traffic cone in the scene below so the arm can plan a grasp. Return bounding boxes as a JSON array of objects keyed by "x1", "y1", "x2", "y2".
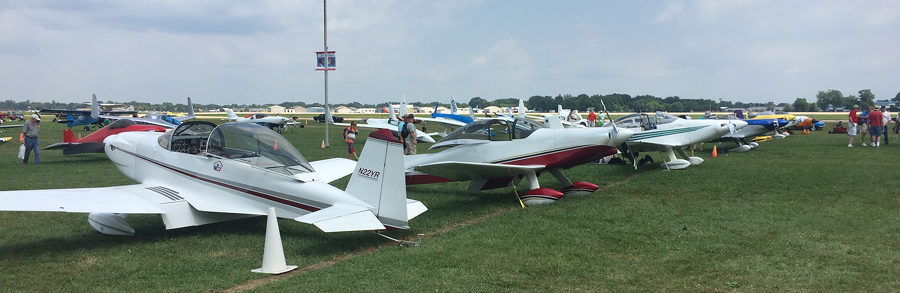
[{"x1": 252, "y1": 207, "x2": 298, "y2": 274}]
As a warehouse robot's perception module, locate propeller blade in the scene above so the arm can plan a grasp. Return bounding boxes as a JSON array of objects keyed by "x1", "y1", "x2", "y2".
[{"x1": 600, "y1": 100, "x2": 618, "y2": 133}]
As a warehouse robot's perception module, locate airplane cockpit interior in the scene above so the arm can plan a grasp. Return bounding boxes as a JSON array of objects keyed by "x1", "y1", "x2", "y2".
[{"x1": 159, "y1": 121, "x2": 216, "y2": 155}]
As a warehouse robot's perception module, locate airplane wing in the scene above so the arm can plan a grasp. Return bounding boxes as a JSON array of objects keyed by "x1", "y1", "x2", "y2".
[
  {"x1": 417, "y1": 117, "x2": 467, "y2": 130},
  {"x1": 0, "y1": 184, "x2": 168, "y2": 214},
  {"x1": 97, "y1": 115, "x2": 178, "y2": 128},
  {"x1": 309, "y1": 158, "x2": 357, "y2": 183},
  {"x1": 413, "y1": 161, "x2": 545, "y2": 181},
  {"x1": 0, "y1": 124, "x2": 24, "y2": 129}
]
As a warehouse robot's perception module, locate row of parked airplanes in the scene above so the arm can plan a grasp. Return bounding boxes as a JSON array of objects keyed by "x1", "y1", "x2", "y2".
[{"x1": 0, "y1": 95, "x2": 820, "y2": 240}]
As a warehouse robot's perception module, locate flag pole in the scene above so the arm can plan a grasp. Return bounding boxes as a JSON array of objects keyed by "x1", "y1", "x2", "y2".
[{"x1": 323, "y1": 0, "x2": 330, "y2": 147}]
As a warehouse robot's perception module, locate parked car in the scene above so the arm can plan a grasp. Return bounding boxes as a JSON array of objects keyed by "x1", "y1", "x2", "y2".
[{"x1": 313, "y1": 113, "x2": 344, "y2": 123}]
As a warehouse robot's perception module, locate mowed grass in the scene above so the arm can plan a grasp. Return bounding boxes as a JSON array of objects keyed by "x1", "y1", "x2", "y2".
[{"x1": 1, "y1": 120, "x2": 899, "y2": 292}]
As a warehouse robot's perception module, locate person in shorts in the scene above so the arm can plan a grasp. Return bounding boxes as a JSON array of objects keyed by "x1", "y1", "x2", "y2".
[
  {"x1": 868, "y1": 106, "x2": 883, "y2": 147},
  {"x1": 848, "y1": 105, "x2": 859, "y2": 147},
  {"x1": 858, "y1": 106, "x2": 870, "y2": 146},
  {"x1": 343, "y1": 121, "x2": 359, "y2": 160}
]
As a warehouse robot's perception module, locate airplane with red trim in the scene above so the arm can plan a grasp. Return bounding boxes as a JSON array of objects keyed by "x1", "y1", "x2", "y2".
[
  {"x1": 43, "y1": 119, "x2": 167, "y2": 155},
  {"x1": 0, "y1": 122, "x2": 426, "y2": 236},
  {"x1": 403, "y1": 116, "x2": 634, "y2": 206}
]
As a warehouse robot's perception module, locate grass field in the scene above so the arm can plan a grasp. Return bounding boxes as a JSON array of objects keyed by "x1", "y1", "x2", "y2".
[{"x1": 1, "y1": 118, "x2": 899, "y2": 292}]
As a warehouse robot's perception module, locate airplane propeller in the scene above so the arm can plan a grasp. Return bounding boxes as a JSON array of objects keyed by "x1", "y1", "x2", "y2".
[{"x1": 600, "y1": 100, "x2": 637, "y2": 169}]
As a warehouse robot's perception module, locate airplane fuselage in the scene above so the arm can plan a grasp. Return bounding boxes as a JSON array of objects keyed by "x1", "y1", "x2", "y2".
[
  {"x1": 404, "y1": 127, "x2": 625, "y2": 185},
  {"x1": 103, "y1": 132, "x2": 372, "y2": 228}
]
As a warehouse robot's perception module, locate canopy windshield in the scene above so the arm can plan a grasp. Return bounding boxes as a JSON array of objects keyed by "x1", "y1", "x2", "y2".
[
  {"x1": 437, "y1": 118, "x2": 544, "y2": 144},
  {"x1": 206, "y1": 123, "x2": 314, "y2": 174},
  {"x1": 612, "y1": 112, "x2": 681, "y2": 128},
  {"x1": 108, "y1": 119, "x2": 135, "y2": 130}
]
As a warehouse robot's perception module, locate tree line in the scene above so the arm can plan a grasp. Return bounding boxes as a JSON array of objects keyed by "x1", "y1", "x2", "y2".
[{"x1": 3, "y1": 90, "x2": 898, "y2": 113}]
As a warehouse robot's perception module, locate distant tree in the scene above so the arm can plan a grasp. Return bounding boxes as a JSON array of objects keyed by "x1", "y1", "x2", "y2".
[
  {"x1": 783, "y1": 104, "x2": 793, "y2": 112},
  {"x1": 468, "y1": 97, "x2": 489, "y2": 109},
  {"x1": 792, "y1": 98, "x2": 812, "y2": 112},
  {"x1": 765, "y1": 101, "x2": 776, "y2": 111},
  {"x1": 858, "y1": 89, "x2": 875, "y2": 108}
]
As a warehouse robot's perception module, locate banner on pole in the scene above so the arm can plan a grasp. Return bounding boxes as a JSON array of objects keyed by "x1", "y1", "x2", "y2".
[{"x1": 316, "y1": 51, "x2": 336, "y2": 70}]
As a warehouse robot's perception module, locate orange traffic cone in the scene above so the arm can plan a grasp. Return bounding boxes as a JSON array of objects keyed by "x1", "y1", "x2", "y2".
[
  {"x1": 712, "y1": 146, "x2": 718, "y2": 157},
  {"x1": 305, "y1": 119, "x2": 307, "y2": 125},
  {"x1": 320, "y1": 140, "x2": 325, "y2": 149}
]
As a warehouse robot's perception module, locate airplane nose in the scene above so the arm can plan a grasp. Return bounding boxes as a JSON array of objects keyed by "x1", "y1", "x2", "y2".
[{"x1": 610, "y1": 128, "x2": 634, "y2": 145}]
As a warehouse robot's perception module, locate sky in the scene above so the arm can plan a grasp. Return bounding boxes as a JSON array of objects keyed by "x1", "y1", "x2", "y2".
[{"x1": 1, "y1": 0, "x2": 899, "y2": 106}]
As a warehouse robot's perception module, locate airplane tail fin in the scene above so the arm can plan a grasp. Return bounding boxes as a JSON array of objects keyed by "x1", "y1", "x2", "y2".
[
  {"x1": 63, "y1": 129, "x2": 77, "y2": 143},
  {"x1": 345, "y1": 129, "x2": 425, "y2": 229},
  {"x1": 469, "y1": 104, "x2": 476, "y2": 120},
  {"x1": 184, "y1": 97, "x2": 195, "y2": 119},
  {"x1": 517, "y1": 99, "x2": 526, "y2": 119},
  {"x1": 734, "y1": 110, "x2": 744, "y2": 119},
  {"x1": 433, "y1": 102, "x2": 440, "y2": 116},
  {"x1": 225, "y1": 108, "x2": 238, "y2": 121},
  {"x1": 450, "y1": 97, "x2": 458, "y2": 115},
  {"x1": 399, "y1": 95, "x2": 408, "y2": 118},
  {"x1": 91, "y1": 94, "x2": 100, "y2": 119}
]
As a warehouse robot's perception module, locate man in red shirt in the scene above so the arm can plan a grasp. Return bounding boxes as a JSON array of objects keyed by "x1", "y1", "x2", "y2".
[
  {"x1": 868, "y1": 106, "x2": 884, "y2": 147},
  {"x1": 587, "y1": 110, "x2": 597, "y2": 127},
  {"x1": 848, "y1": 105, "x2": 859, "y2": 147}
]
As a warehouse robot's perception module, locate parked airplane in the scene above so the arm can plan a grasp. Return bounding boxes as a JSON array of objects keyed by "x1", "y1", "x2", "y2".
[
  {"x1": 0, "y1": 122, "x2": 426, "y2": 236},
  {"x1": 603, "y1": 110, "x2": 747, "y2": 169},
  {"x1": 224, "y1": 108, "x2": 297, "y2": 133},
  {"x1": 717, "y1": 110, "x2": 789, "y2": 152},
  {"x1": 43, "y1": 119, "x2": 167, "y2": 155},
  {"x1": 403, "y1": 116, "x2": 634, "y2": 206},
  {"x1": 100, "y1": 97, "x2": 195, "y2": 128},
  {"x1": 40, "y1": 95, "x2": 138, "y2": 131},
  {"x1": 334, "y1": 96, "x2": 436, "y2": 143}
]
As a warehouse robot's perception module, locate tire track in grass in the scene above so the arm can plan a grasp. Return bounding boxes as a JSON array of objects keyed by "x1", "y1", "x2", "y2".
[{"x1": 216, "y1": 170, "x2": 650, "y2": 293}]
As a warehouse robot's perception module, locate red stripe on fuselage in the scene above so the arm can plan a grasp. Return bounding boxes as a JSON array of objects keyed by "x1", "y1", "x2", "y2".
[{"x1": 405, "y1": 145, "x2": 617, "y2": 186}]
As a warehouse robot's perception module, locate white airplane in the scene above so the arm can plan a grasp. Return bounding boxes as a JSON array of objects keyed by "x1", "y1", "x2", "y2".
[
  {"x1": 403, "y1": 116, "x2": 634, "y2": 206},
  {"x1": 543, "y1": 105, "x2": 588, "y2": 128},
  {"x1": 334, "y1": 96, "x2": 436, "y2": 143},
  {"x1": 100, "y1": 96, "x2": 196, "y2": 128},
  {"x1": 603, "y1": 110, "x2": 747, "y2": 170},
  {"x1": 225, "y1": 108, "x2": 298, "y2": 133},
  {"x1": 0, "y1": 122, "x2": 426, "y2": 236}
]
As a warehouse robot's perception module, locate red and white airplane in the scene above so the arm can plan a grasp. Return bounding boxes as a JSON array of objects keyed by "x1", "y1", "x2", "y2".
[
  {"x1": 0, "y1": 122, "x2": 426, "y2": 236},
  {"x1": 43, "y1": 119, "x2": 167, "y2": 155},
  {"x1": 403, "y1": 117, "x2": 634, "y2": 206}
]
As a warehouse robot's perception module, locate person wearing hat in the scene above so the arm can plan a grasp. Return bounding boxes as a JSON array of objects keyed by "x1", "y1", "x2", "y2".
[
  {"x1": 847, "y1": 105, "x2": 859, "y2": 147},
  {"x1": 402, "y1": 114, "x2": 417, "y2": 155},
  {"x1": 21, "y1": 114, "x2": 41, "y2": 164}
]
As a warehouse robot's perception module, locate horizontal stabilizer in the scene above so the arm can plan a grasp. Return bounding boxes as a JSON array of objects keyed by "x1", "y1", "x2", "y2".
[
  {"x1": 63, "y1": 142, "x2": 106, "y2": 155},
  {"x1": 294, "y1": 205, "x2": 385, "y2": 232},
  {"x1": 43, "y1": 142, "x2": 75, "y2": 150},
  {"x1": 414, "y1": 161, "x2": 544, "y2": 181},
  {"x1": 309, "y1": 158, "x2": 358, "y2": 183},
  {"x1": 407, "y1": 199, "x2": 427, "y2": 220}
]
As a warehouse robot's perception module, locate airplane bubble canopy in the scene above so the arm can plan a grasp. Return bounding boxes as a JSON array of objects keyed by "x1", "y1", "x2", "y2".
[
  {"x1": 433, "y1": 118, "x2": 544, "y2": 148},
  {"x1": 206, "y1": 123, "x2": 314, "y2": 173}
]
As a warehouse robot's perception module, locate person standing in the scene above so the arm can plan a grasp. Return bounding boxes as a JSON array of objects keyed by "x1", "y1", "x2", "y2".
[
  {"x1": 343, "y1": 121, "x2": 359, "y2": 160},
  {"x1": 869, "y1": 106, "x2": 884, "y2": 147},
  {"x1": 858, "y1": 106, "x2": 870, "y2": 146},
  {"x1": 402, "y1": 114, "x2": 417, "y2": 155},
  {"x1": 587, "y1": 110, "x2": 597, "y2": 127},
  {"x1": 880, "y1": 106, "x2": 891, "y2": 145},
  {"x1": 21, "y1": 114, "x2": 40, "y2": 164},
  {"x1": 848, "y1": 105, "x2": 859, "y2": 147}
]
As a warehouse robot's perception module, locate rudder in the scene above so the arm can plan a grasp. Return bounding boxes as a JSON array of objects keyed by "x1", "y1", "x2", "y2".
[{"x1": 345, "y1": 129, "x2": 416, "y2": 229}]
